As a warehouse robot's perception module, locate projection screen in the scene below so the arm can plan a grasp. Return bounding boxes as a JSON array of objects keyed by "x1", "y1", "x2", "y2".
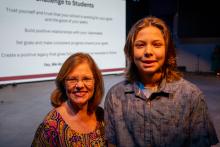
[{"x1": 0, "y1": 0, "x2": 126, "y2": 84}]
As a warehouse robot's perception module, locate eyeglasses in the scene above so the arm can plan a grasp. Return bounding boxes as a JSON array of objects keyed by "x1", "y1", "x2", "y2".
[{"x1": 65, "y1": 76, "x2": 94, "y2": 86}]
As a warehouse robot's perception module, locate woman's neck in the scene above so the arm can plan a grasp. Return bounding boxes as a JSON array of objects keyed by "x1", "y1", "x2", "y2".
[
  {"x1": 57, "y1": 100, "x2": 97, "y2": 134},
  {"x1": 66, "y1": 100, "x2": 92, "y2": 120}
]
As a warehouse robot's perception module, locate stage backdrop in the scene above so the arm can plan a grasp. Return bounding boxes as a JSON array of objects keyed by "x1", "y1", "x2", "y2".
[{"x1": 0, "y1": 0, "x2": 126, "y2": 84}]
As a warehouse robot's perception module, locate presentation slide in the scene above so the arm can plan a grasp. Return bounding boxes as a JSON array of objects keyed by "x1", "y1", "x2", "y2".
[{"x1": 0, "y1": 0, "x2": 126, "y2": 84}]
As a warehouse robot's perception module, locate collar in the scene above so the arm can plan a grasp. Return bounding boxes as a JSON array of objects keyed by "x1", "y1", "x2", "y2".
[{"x1": 124, "y1": 78, "x2": 182, "y2": 100}]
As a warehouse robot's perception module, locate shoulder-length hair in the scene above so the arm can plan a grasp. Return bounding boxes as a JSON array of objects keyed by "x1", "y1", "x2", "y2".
[
  {"x1": 124, "y1": 16, "x2": 182, "y2": 82},
  {"x1": 51, "y1": 52, "x2": 104, "y2": 113}
]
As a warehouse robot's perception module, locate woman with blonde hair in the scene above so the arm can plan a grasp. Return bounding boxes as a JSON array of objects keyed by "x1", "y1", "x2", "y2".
[{"x1": 32, "y1": 52, "x2": 105, "y2": 146}]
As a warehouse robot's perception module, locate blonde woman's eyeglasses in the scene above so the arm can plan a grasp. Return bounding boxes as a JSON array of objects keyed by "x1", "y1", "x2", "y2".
[{"x1": 65, "y1": 76, "x2": 94, "y2": 86}]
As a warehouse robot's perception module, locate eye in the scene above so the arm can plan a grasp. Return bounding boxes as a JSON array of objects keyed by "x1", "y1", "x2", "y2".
[
  {"x1": 153, "y1": 42, "x2": 163, "y2": 48},
  {"x1": 83, "y1": 77, "x2": 93, "y2": 81},
  {"x1": 134, "y1": 42, "x2": 145, "y2": 49},
  {"x1": 82, "y1": 77, "x2": 94, "y2": 85},
  {"x1": 66, "y1": 77, "x2": 77, "y2": 83}
]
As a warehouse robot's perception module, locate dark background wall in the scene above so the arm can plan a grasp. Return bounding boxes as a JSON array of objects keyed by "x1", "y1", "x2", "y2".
[
  {"x1": 126, "y1": 0, "x2": 220, "y2": 73},
  {"x1": 126, "y1": 0, "x2": 220, "y2": 39},
  {"x1": 177, "y1": 0, "x2": 220, "y2": 38}
]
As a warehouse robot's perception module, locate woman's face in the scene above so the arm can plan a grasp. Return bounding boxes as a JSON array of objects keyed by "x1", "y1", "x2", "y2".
[
  {"x1": 133, "y1": 26, "x2": 166, "y2": 76},
  {"x1": 65, "y1": 62, "x2": 94, "y2": 107}
]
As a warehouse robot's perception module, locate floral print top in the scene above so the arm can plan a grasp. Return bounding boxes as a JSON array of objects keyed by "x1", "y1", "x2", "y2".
[{"x1": 32, "y1": 108, "x2": 105, "y2": 147}]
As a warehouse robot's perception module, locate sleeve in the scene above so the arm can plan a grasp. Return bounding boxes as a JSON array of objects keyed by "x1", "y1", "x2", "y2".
[
  {"x1": 31, "y1": 121, "x2": 60, "y2": 147},
  {"x1": 189, "y1": 92, "x2": 219, "y2": 147},
  {"x1": 104, "y1": 90, "x2": 116, "y2": 145}
]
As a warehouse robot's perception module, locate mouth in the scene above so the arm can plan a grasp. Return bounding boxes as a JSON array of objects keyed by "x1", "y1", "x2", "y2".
[
  {"x1": 72, "y1": 91, "x2": 87, "y2": 97},
  {"x1": 142, "y1": 60, "x2": 157, "y2": 63},
  {"x1": 142, "y1": 60, "x2": 157, "y2": 67},
  {"x1": 67, "y1": 89, "x2": 87, "y2": 97}
]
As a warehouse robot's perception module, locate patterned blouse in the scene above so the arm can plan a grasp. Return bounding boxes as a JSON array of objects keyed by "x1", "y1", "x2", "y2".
[{"x1": 32, "y1": 108, "x2": 105, "y2": 147}]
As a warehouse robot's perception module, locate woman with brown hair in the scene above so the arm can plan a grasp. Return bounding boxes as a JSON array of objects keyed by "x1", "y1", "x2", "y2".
[
  {"x1": 32, "y1": 52, "x2": 105, "y2": 146},
  {"x1": 104, "y1": 16, "x2": 219, "y2": 147}
]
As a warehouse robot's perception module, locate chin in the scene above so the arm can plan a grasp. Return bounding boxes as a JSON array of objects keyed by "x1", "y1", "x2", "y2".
[
  {"x1": 142, "y1": 68, "x2": 157, "y2": 74},
  {"x1": 141, "y1": 65, "x2": 161, "y2": 73},
  {"x1": 74, "y1": 101, "x2": 88, "y2": 108},
  {"x1": 71, "y1": 97, "x2": 87, "y2": 104}
]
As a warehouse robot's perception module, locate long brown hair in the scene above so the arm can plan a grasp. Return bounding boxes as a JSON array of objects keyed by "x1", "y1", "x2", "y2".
[
  {"x1": 51, "y1": 52, "x2": 104, "y2": 113},
  {"x1": 124, "y1": 16, "x2": 182, "y2": 82}
]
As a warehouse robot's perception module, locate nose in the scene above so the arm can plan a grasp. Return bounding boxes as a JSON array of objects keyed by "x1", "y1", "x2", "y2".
[
  {"x1": 144, "y1": 45, "x2": 153, "y2": 57},
  {"x1": 75, "y1": 80, "x2": 84, "y2": 89}
]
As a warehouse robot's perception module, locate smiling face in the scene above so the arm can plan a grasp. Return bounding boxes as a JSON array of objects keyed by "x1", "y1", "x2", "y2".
[
  {"x1": 133, "y1": 26, "x2": 166, "y2": 77},
  {"x1": 65, "y1": 62, "x2": 94, "y2": 107}
]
